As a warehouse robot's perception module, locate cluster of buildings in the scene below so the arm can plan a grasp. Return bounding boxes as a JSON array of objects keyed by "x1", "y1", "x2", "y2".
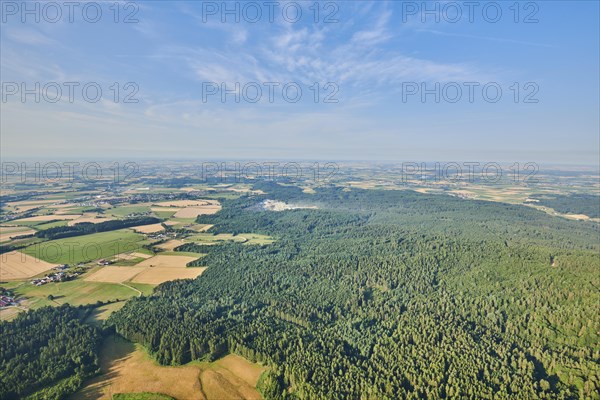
[
  {"x1": 126, "y1": 211, "x2": 152, "y2": 218},
  {"x1": 31, "y1": 265, "x2": 81, "y2": 286},
  {"x1": 148, "y1": 231, "x2": 178, "y2": 240},
  {"x1": 0, "y1": 295, "x2": 16, "y2": 308}
]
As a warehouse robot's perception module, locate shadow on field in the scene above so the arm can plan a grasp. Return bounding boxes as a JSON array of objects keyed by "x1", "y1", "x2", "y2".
[{"x1": 69, "y1": 335, "x2": 135, "y2": 400}]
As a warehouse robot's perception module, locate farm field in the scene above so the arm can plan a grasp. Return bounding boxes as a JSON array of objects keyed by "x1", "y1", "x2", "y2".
[
  {"x1": 107, "y1": 204, "x2": 153, "y2": 217},
  {"x1": 73, "y1": 336, "x2": 265, "y2": 400},
  {"x1": 130, "y1": 267, "x2": 206, "y2": 285},
  {"x1": 84, "y1": 301, "x2": 127, "y2": 326},
  {"x1": 236, "y1": 233, "x2": 275, "y2": 245},
  {"x1": 0, "y1": 226, "x2": 36, "y2": 241},
  {"x1": 0, "y1": 251, "x2": 57, "y2": 280},
  {"x1": 9, "y1": 280, "x2": 142, "y2": 311},
  {"x1": 185, "y1": 233, "x2": 274, "y2": 245},
  {"x1": 10, "y1": 214, "x2": 81, "y2": 224},
  {"x1": 84, "y1": 264, "x2": 206, "y2": 285},
  {"x1": 21, "y1": 229, "x2": 145, "y2": 265},
  {"x1": 85, "y1": 267, "x2": 147, "y2": 283},
  {"x1": 155, "y1": 200, "x2": 220, "y2": 208},
  {"x1": 132, "y1": 223, "x2": 165, "y2": 234},
  {"x1": 149, "y1": 199, "x2": 221, "y2": 219},
  {"x1": 115, "y1": 251, "x2": 153, "y2": 261},
  {"x1": 3, "y1": 199, "x2": 60, "y2": 212},
  {"x1": 31, "y1": 220, "x2": 70, "y2": 230},
  {"x1": 187, "y1": 223, "x2": 213, "y2": 232},
  {"x1": 0, "y1": 306, "x2": 24, "y2": 321},
  {"x1": 134, "y1": 255, "x2": 199, "y2": 268},
  {"x1": 82, "y1": 253, "x2": 205, "y2": 285},
  {"x1": 67, "y1": 214, "x2": 116, "y2": 225},
  {"x1": 185, "y1": 233, "x2": 245, "y2": 244},
  {"x1": 154, "y1": 240, "x2": 185, "y2": 251}
]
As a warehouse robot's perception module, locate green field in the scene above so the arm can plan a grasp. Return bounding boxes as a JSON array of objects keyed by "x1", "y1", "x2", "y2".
[
  {"x1": 184, "y1": 232, "x2": 244, "y2": 243},
  {"x1": 153, "y1": 210, "x2": 178, "y2": 219},
  {"x1": 12, "y1": 280, "x2": 142, "y2": 310},
  {"x1": 84, "y1": 301, "x2": 127, "y2": 326},
  {"x1": 184, "y1": 232, "x2": 273, "y2": 245},
  {"x1": 107, "y1": 205, "x2": 152, "y2": 217},
  {"x1": 125, "y1": 282, "x2": 155, "y2": 296},
  {"x1": 21, "y1": 230, "x2": 145, "y2": 265},
  {"x1": 2, "y1": 276, "x2": 155, "y2": 321},
  {"x1": 33, "y1": 220, "x2": 71, "y2": 230},
  {"x1": 237, "y1": 233, "x2": 275, "y2": 245},
  {"x1": 7, "y1": 219, "x2": 65, "y2": 227}
]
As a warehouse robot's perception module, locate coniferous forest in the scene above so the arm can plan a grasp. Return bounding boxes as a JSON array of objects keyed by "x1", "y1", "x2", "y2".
[
  {"x1": 0, "y1": 305, "x2": 101, "y2": 399},
  {"x1": 105, "y1": 184, "x2": 600, "y2": 399}
]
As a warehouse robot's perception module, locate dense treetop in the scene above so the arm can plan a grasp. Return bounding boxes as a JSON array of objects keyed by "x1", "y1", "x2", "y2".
[{"x1": 109, "y1": 185, "x2": 600, "y2": 399}]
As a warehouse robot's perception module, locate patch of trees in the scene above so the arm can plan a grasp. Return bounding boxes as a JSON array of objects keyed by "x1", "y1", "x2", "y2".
[
  {"x1": 107, "y1": 185, "x2": 599, "y2": 399},
  {"x1": 35, "y1": 216, "x2": 161, "y2": 240},
  {"x1": 0, "y1": 305, "x2": 102, "y2": 399}
]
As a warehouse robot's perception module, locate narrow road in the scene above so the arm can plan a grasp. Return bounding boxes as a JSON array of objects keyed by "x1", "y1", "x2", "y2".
[{"x1": 120, "y1": 282, "x2": 142, "y2": 297}]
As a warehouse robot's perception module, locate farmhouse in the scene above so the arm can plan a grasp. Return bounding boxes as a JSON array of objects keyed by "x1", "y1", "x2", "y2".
[{"x1": 0, "y1": 295, "x2": 16, "y2": 307}]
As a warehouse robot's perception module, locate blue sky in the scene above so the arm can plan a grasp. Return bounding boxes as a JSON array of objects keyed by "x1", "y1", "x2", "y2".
[{"x1": 1, "y1": 1, "x2": 598, "y2": 164}]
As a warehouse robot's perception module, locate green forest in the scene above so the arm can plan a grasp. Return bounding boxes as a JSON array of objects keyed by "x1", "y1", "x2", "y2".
[
  {"x1": 103, "y1": 184, "x2": 600, "y2": 399},
  {"x1": 0, "y1": 305, "x2": 101, "y2": 400}
]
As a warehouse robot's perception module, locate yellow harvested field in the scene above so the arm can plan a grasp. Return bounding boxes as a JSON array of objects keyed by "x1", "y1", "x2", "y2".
[
  {"x1": 0, "y1": 306, "x2": 23, "y2": 321},
  {"x1": 5, "y1": 200, "x2": 58, "y2": 212},
  {"x1": 68, "y1": 215, "x2": 115, "y2": 226},
  {"x1": 85, "y1": 267, "x2": 147, "y2": 283},
  {"x1": 0, "y1": 251, "x2": 57, "y2": 280},
  {"x1": 11, "y1": 214, "x2": 81, "y2": 222},
  {"x1": 131, "y1": 223, "x2": 165, "y2": 234},
  {"x1": 84, "y1": 255, "x2": 204, "y2": 285},
  {"x1": 75, "y1": 337, "x2": 205, "y2": 400},
  {"x1": 130, "y1": 266, "x2": 206, "y2": 285},
  {"x1": 201, "y1": 369, "x2": 261, "y2": 400},
  {"x1": 75, "y1": 337, "x2": 264, "y2": 400},
  {"x1": 191, "y1": 224, "x2": 214, "y2": 232},
  {"x1": 151, "y1": 207, "x2": 181, "y2": 213},
  {"x1": 135, "y1": 255, "x2": 199, "y2": 268},
  {"x1": 216, "y1": 354, "x2": 265, "y2": 388},
  {"x1": 5, "y1": 204, "x2": 42, "y2": 212},
  {"x1": 174, "y1": 206, "x2": 219, "y2": 218},
  {"x1": 0, "y1": 226, "x2": 31, "y2": 233},
  {"x1": 155, "y1": 240, "x2": 185, "y2": 251},
  {"x1": 115, "y1": 252, "x2": 152, "y2": 261},
  {"x1": 563, "y1": 213, "x2": 590, "y2": 220},
  {"x1": 151, "y1": 199, "x2": 221, "y2": 218},
  {"x1": 0, "y1": 227, "x2": 36, "y2": 241},
  {"x1": 8, "y1": 199, "x2": 57, "y2": 205}
]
